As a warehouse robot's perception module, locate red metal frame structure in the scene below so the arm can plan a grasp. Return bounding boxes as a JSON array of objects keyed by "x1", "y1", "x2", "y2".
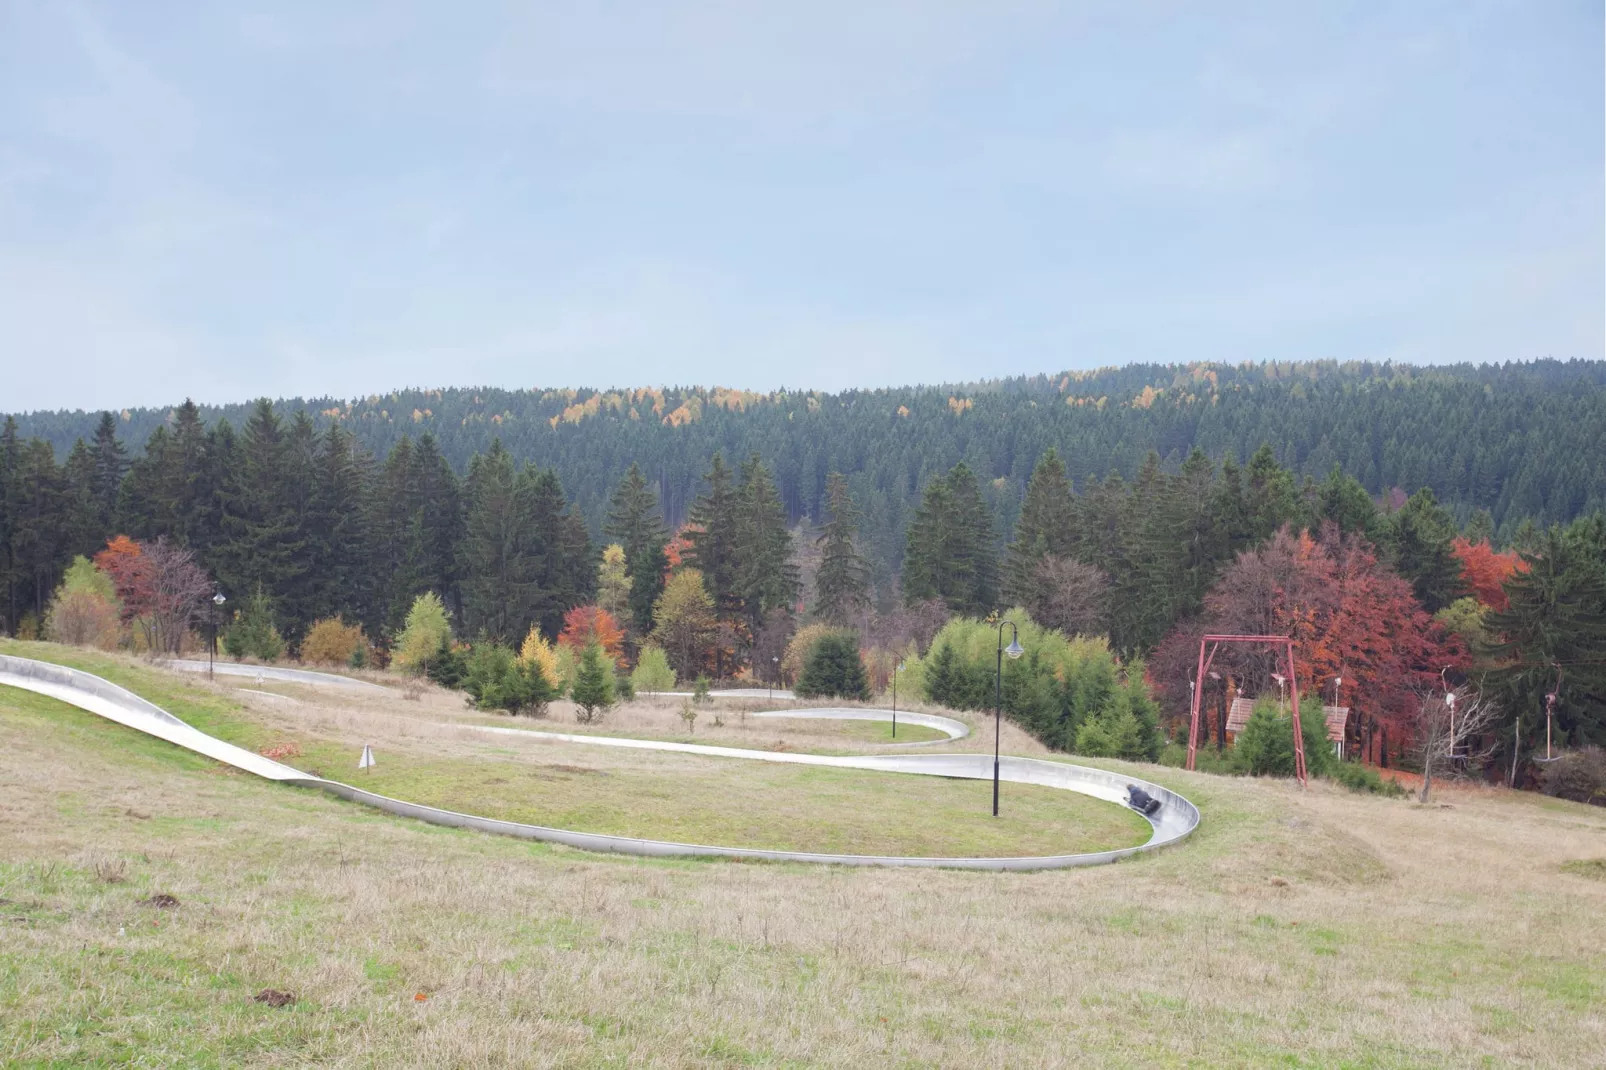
[{"x1": 1187, "y1": 634, "x2": 1307, "y2": 786}]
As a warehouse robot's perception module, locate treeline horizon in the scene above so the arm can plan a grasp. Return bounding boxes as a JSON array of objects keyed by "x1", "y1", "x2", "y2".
[
  {"x1": 5, "y1": 382, "x2": 1601, "y2": 772},
  {"x1": 8, "y1": 359, "x2": 1603, "y2": 586}
]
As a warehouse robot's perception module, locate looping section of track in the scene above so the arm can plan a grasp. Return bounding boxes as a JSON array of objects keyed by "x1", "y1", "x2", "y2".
[{"x1": 0, "y1": 655, "x2": 1199, "y2": 871}]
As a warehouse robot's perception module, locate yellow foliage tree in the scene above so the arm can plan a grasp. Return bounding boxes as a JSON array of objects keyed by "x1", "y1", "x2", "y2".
[
  {"x1": 301, "y1": 616, "x2": 366, "y2": 666},
  {"x1": 518, "y1": 627, "x2": 562, "y2": 691},
  {"x1": 597, "y1": 544, "x2": 631, "y2": 624}
]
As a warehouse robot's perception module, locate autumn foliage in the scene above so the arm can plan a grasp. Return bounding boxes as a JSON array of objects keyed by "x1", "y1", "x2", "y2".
[
  {"x1": 94, "y1": 535, "x2": 151, "y2": 621},
  {"x1": 556, "y1": 605, "x2": 625, "y2": 660},
  {"x1": 1153, "y1": 523, "x2": 1466, "y2": 740},
  {"x1": 1452, "y1": 538, "x2": 1526, "y2": 610}
]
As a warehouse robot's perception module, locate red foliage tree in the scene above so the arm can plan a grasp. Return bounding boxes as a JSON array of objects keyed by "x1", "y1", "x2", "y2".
[
  {"x1": 94, "y1": 535, "x2": 151, "y2": 622},
  {"x1": 662, "y1": 526, "x2": 695, "y2": 578},
  {"x1": 557, "y1": 605, "x2": 626, "y2": 660},
  {"x1": 1452, "y1": 537, "x2": 1526, "y2": 610},
  {"x1": 1153, "y1": 524, "x2": 1465, "y2": 751}
]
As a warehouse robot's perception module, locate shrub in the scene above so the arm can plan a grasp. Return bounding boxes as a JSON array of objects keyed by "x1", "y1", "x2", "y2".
[
  {"x1": 795, "y1": 632, "x2": 871, "y2": 701},
  {"x1": 392, "y1": 593, "x2": 452, "y2": 675},
  {"x1": 572, "y1": 642, "x2": 617, "y2": 723},
  {"x1": 1542, "y1": 747, "x2": 1606, "y2": 807},
  {"x1": 921, "y1": 610, "x2": 1136, "y2": 753},
  {"x1": 300, "y1": 617, "x2": 366, "y2": 666},
  {"x1": 614, "y1": 670, "x2": 635, "y2": 702},
  {"x1": 224, "y1": 588, "x2": 284, "y2": 662},
  {"x1": 1231, "y1": 699, "x2": 1333, "y2": 779},
  {"x1": 679, "y1": 701, "x2": 698, "y2": 734},
  {"x1": 630, "y1": 645, "x2": 677, "y2": 695},
  {"x1": 692, "y1": 674, "x2": 711, "y2": 705},
  {"x1": 1329, "y1": 761, "x2": 1408, "y2": 797},
  {"x1": 781, "y1": 623, "x2": 837, "y2": 684},
  {"x1": 462, "y1": 642, "x2": 554, "y2": 715},
  {"x1": 44, "y1": 559, "x2": 122, "y2": 650},
  {"x1": 1073, "y1": 669, "x2": 1163, "y2": 762},
  {"x1": 426, "y1": 635, "x2": 468, "y2": 690}
]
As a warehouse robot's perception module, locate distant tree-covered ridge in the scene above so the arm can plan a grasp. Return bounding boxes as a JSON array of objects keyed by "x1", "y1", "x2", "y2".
[{"x1": 11, "y1": 360, "x2": 1603, "y2": 548}]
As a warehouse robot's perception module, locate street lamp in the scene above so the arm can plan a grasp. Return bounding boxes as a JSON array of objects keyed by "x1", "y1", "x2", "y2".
[
  {"x1": 1333, "y1": 676, "x2": 1344, "y2": 761},
  {"x1": 892, "y1": 661, "x2": 905, "y2": 738},
  {"x1": 209, "y1": 591, "x2": 227, "y2": 679},
  {"x1": 769, "y1": 655, "x2": 778, "y2": 703},
  {"x1": 993, "y1": 620, "x2": 1024, "y2": 817}
]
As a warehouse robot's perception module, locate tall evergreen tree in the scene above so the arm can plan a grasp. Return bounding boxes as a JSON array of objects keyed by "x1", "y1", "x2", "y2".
[
  {"x1": 1246, "y1": 444, "x2": 1301, "y2": 540},
  {"x1": 59, "y1": 439, "x2": 102, "y2": 560},
  {"x1": 814, "y1": 472, "x2": 869, "y2": 625},
  {"x1": 686, "y1": 454, "x2": 742, "y2": 670},
  {"x1": 89, "y1": 412, "x2": 127, "y2": 535},
  {"x1": 903, "y1": 462, "x2": 997, "y2": 616},
  {"x1": 1004, "y1": 448, "x2": 1075, "y2": 605},
  {"x1": 1389, "y1": 488, "x2": 1465, "y2": 612},
  {"x1": 604, "y1": 462, "x2": 669, "y2": 636},
  {"x1": 9, "y1": 439, "x2": 65, "y2": 620},
  {"x1": 1317, "y1": 466, "x2": 1382, "y2": 541},
  {"x1": 735, "y1": 453, "x2": 798, "y2": 645},
  {"x1": 458, "y1": 441, "x2": 534, "y2": 641},
  {"x1": 0, "y1": 417, "x2": 17, "y2": 631},
  {"x1": 215, "y1": 399, "x2": 306, "y2": 630},
  {"x1": 1487, "y1": 523, "x2": 1606, "y2": 754}
]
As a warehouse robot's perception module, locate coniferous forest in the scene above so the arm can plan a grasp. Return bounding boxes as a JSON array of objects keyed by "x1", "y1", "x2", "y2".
[{"x1": 3, "y1": 358, "x2": 1603, "y2": 777}]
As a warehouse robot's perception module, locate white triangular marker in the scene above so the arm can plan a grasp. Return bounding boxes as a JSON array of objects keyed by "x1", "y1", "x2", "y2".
[{"x1": 358, "y1": 744, "x2": 375, "y2": 771}]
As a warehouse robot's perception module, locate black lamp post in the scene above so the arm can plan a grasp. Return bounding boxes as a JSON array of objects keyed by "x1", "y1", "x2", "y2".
[
  {"x1": 993, "y1": 620, "x2": 1024, "y2": 817},
  {"x1": 209, "y1": 591, "x2": 226, "y2": 679},
  {"x1": 770, "y1": 655, "x2": 778, "y2": 703}
]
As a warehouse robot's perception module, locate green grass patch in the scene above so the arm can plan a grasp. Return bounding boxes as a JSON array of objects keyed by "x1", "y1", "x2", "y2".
[{"x1": 1561, "y1": 858, "x2": 1606, "y2": 880}]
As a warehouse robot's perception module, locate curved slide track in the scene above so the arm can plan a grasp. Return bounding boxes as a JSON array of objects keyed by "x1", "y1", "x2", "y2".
[
  {"x1": 1, "y1": 655, "x2": 1199, "y2": 871},
  {"x1": 161, "y1": 659, "x2": 389, "y2": 692}
]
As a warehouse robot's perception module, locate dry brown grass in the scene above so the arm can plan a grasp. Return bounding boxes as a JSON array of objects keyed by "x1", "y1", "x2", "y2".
[{"x1": 3, "y1": 647, "x2": 1606, "y2": 1067}]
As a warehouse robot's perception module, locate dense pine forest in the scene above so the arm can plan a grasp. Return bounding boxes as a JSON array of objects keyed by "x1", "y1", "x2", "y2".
[
  {"x1": 3, "y1": 358, "x2": 1603, "y2": 776},
  {"x1": 11, "y1": 360, "x2": 1605, "y2": 581}
]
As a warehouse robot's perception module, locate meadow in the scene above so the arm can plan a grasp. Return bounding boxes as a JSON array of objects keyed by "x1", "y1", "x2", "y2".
[{"x1": 2, "y1": 645, "x2": 1604, "y2": 1067}]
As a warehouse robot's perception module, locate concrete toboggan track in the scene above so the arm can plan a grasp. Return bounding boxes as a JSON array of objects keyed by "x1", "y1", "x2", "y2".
[{"x1": 0, "y1": 654, "x2": 1200, "y2": 871}]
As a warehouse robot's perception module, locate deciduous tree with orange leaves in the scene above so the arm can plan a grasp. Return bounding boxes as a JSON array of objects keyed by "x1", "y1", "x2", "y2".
[
  {"x1": 1153, "y1": 523, "x2": 1465, "y2": 749},
  {"x1": 557, "y1": 604, "x2": 625, "y2": 661},
  {"x1": 1452, "y1": 537, "x2": 1526, "y2": 610}
]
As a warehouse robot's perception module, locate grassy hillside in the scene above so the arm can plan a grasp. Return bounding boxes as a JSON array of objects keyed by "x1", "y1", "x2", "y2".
[{"x1": 3, "y1": 657, "x2": 1605, "y2": 1066}]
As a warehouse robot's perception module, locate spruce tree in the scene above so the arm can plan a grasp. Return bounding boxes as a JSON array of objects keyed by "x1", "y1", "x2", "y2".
[
  {"x1": 89, "y1": 412, "x2": 127, "y2": 536},
  {"x1": 458, "y1": 440, "x2": 534, "y2": 641},
  {"x1": 216, "y1": 399, "x2": 306, "y2": 619},
  {"x1": 1389, "y1": 488, "x2": 1465, "y2": 612},
  {"x1": 903, "y1": 462, "x2": 998, "y2": 617},
  {"x1": 1487, "y1": 525, "x2": 1606, "y2": 751},
  {"x1": 1317, "y1": 466, "x2": 1381, "y2": 540},
  {"x1": 1246, "y1": 444, "x2": 1301, "y2": 540},
  {"x1": 734, "y1": 453, "x2": 798, "y2": 645},
  {"x1": 686, "y1": 454, "x2": 742, "y2": 672},
  {"x1": 605, "y1": 462, "x2": 670, "y2": 636},
  {"x1": 814, "y1": 472, "x2": 870, "y2": 625},
  {"x1": 1004, "y1": 448, "x2": 1074, "y2": 605}
]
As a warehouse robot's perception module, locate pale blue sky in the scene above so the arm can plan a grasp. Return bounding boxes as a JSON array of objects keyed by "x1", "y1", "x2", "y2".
[{"x1": 1, "y1": 1, "x2": 1600, "y2": 412}]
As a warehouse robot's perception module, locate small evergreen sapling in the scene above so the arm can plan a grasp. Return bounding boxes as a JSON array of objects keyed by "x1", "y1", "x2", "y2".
[{"x1": 572, "y1": 642, "x2": 617, "y2": 724}]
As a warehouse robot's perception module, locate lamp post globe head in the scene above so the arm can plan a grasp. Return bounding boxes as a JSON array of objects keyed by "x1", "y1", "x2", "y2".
[
  {"x1": 213, "y1": 592, "x2": 227, "y2": 606},
  {"x1": 1004, "y1": 638, "x2": 1024, "y2": 660}
]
